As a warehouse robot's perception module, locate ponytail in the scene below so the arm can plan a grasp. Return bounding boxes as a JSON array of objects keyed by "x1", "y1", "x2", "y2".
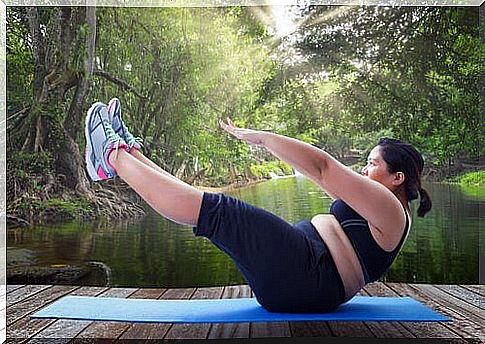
[
  {"x1": 377, "y1": 138, "x2": 432, "y2": 217},
  {"x1": 417, "y1": 187, "x2": 432, "y2": 217}
]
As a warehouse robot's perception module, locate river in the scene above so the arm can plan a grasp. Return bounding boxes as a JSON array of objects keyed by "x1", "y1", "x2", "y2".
[{"x1": 7, "y1": 176, "x2": 482, "y2": 287}]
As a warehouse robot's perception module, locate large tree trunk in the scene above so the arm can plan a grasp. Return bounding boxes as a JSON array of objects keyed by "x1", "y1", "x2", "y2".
[
  {"x1": 55, "y1": 130, "x2": 91, "y2": 194},
  {"x1": 64, "y1": 6, "x2": 96, "y2": 140},
  {"x1": 22, "y1": 6, "x2": 97, "y2": 195},
  {"x1": 59, "y1": 6, "x2": 97, "y2": 193}
]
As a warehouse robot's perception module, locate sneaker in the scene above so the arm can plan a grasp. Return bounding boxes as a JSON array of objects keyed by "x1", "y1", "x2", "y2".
[
  {"x1": 85, "y1": 102, "x2": 128, "y2": 181},
  {"x1": 107, "y1": 98, "x2": 143, "y2": 151}
]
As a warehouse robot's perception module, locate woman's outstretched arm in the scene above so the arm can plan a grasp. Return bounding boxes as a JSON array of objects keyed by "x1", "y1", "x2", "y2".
[
  {"x1": 219, "y1": 118, "x2": 406, "y2": 234},
  {"x1": 219, "y1": 118, "x2": 333, "y2": 190}
]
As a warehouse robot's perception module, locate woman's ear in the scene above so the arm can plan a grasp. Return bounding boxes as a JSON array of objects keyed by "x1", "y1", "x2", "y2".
[{"x1": 392, "y1": 172, "x2": 406, "y2": 186}]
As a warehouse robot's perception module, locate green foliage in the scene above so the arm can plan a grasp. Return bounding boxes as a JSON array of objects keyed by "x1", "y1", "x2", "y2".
[
  {"x1": 250, "y1": 160, "x2": 293, "y2": 179},
  {"x1": 90, "y1": 7, "x2": 277, "y2": 183},
  {"x1": 452, "y1": 171, "x2": 485, "y2": 187},
  {"x1": 353, "y1": 129, "x2": 396, "y2": 157},
  {"x1": 7, "y1": 5, "x2": 481, "y2": 206},
  {"x1": 6, "y1": 7, "x2": 33, "y2": 111},
  {"x1": 297, "y1": 6, "x2": 481, "y2": 168}
]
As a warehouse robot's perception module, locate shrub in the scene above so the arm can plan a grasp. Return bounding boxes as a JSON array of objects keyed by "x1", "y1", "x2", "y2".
[{"x1": 250, "y1": 160, "x2": 293, "y2": 179}]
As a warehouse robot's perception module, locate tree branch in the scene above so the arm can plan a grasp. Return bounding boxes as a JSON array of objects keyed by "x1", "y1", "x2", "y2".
[{"x1": 94, "y1": 69, "x2": 148, "y2": 100}]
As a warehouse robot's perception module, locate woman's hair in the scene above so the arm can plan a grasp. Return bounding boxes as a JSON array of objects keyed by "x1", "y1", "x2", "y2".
[{"x1": 377, "y1": 138, "x2": 432, "y2": 217}]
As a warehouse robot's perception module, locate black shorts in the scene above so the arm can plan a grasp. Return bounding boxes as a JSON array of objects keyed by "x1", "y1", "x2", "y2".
[{"x1": 193, "y1": 192, "x2": 346, "y2": 313}]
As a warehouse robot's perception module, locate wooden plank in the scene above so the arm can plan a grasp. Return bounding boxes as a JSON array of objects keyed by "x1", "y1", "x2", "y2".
[
  {"x1": 150, "y1": 287, "x2": 196, "y2": 340},
  {"x1": 30, "y1": 320, "x2": 92, "y2": 342},
  {"x1": 362, "y1": 282, "x2": 416, "y2": 338},
  {"x1": 434, "y1": 285, "x2": 484, "y2": 310},
  {"x1": 70, "y1": 286, "x2": 109, "y2": 296},
  {"x1": 251, "y1": 320, "x2": 292, "y2": 338},
  {"x1": 324, "y1": 321, "x2": 375, "y2": 338},
  {"x1": 164, "y1": 287, "x2": 224, "y2": 340},
  {"x1": 99, "y1": 287, "x2": 138, "y2": 298},
  {"x1": 118, "y1": 288, "x2": 169, "y2": 340},
  {"x1": 125, "y1": 288, "x2": 166, "y2": 299},
  {"x1": 323, "y1": 288, "x2": 375, "y2": 338},
  {"x1": 6, "y1": 285, "x2": 25, "y2": 294},
  {"x1": 208, "y1": 285, "x2": 251, "y2": 339},
  {"x1": 120, "y1": 288, "x2": 195, "y2": 340},
  {"x1": 386, "y1": 283, "x2": 473, "y2": 339},
  {"x1": 7, "y1": 317, "x2": 56, "y2": 343},
  {"x1": 7, "y1": 286, "x2": 107, "y2": 342},
  {"x1": 7, "y1": 285, "x2": 53, "y2": 307},
  {"x1": 75, "y1": 287, "x2": 139, "y2": 339},
  {"x1": 249, "y1": 288, "x2": 291, "y2": 339},
  {"x1": 290, "y1": 321, "x2": 333, "y2": 338},
  {"x1": 161, "y1": 287, "x2": 196, "y2": 300},
  {"x1": 290, "y1": 286, "x2": 360, "y2": 338},
  {"x1": 7, "y1": 285, "x2": 79, "y2": 326},
  {"x1": 460, "y1": 285, "x2": 485, "y2": 297},
  {"x1": 410, "y1": 284, "x2": 484, "y2": 324}
]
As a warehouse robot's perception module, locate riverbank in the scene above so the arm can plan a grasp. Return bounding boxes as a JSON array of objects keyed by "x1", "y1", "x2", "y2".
[
  {"x1": 196, "y1": 178, "x2": 268, "y2": 193},
  {"x1": 447, "y1": 170, "x2": 484, "y2": 187},
  {"x1": 6, "y1": 176, "x2": 269, "y2": 229},
  {"x1": 8, "y1": 165, "x2": 483, "y2": 229}
]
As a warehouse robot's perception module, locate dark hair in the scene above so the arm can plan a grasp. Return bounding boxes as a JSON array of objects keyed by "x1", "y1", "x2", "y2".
[{"x1": 377, "y1": 138, "x2": 432, "y2": 217}]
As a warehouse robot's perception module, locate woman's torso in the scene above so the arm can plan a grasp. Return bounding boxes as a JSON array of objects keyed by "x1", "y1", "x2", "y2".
[{"x1": 310, "y1": 200, "x2": 410, "y2": 301}]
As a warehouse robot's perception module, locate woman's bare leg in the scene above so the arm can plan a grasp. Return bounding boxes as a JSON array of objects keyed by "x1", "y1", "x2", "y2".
[
  {"x1": 108, "y1": 149, "x2": 203, "y2": 226},
  {"x1": 129, "y1": 149, "x2": 185, "y2": 184}
]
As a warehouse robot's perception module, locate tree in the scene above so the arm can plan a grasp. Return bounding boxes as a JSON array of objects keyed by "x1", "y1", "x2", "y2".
[
  {"x1": 8, "y1": 7, "x2": 97, "y2": 193},
  {"x1": 294, "y1": 6, "x2": 481, "y2": 166}
]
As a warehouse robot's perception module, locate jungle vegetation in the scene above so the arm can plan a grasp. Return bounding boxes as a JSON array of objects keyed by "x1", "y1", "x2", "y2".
[{"x1": 6, "y1": 5, "x2": 482, "y2": 224}]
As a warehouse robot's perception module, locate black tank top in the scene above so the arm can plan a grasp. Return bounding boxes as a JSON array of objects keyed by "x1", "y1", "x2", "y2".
[{"x1": 329, "y1": 199, "x2": 410, "y2": 284}]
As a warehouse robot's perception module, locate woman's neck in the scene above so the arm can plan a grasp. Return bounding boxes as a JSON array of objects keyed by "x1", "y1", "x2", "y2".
[{"x1": 393, "y1": 188, "x2": 410, "y2": 212}]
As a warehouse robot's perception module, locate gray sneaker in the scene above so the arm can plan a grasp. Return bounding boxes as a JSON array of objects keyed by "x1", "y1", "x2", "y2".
[
  {"x1": 85, "y1": 102, "x2": 127, "y2": 181},
  {"x1": 107, "y1": 98, "x2": 143, "y2": 151}
]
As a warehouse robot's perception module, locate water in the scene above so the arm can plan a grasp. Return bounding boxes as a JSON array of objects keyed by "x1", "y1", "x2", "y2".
[{"x1": 7, "y1": 177, "x2": 482, "y2": 287}]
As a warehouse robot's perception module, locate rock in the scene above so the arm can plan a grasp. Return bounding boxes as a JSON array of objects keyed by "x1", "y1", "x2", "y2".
[{"x1": 6, "y1": 263, "x2": 109, "y2": 285}]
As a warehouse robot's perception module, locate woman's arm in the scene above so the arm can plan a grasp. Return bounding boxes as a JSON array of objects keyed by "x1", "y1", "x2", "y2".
[
  {"x1": 218, "y1": 118, "x2": 329, "y2": 187},
  {"x1": 263, "y1": 132, "x2": 342, "y2": 199},
  {"x1": 263, "y1": 132, "x2": 332, "y2": 187},
  {"x1": 219, "y1": 118, "x2": 406, "y2": 233}
]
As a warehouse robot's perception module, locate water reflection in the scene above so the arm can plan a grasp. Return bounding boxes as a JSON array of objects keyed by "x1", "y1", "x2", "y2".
[{"x1": 7, "y1": 177, "x2": 482, "y2": 287}]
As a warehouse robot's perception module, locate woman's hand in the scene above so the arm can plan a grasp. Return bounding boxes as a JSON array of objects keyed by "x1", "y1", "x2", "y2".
[{"x1": 219, "y1": 118, "x2": 266, "y2": 146}]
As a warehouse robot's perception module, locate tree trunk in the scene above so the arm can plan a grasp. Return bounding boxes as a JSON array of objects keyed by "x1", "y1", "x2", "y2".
[
  {"x1": 54, "y1": 129, "x2": 91, "y2": 194},
  {"x1": 64, "y1": 6, "x2": 96, "y2": 140},
  {"x1": 26, "y1": 7, "x2": 46, "y2": 101},
  {"x1": 22, "y1": 7, "x2": 98, "y2": 195}
]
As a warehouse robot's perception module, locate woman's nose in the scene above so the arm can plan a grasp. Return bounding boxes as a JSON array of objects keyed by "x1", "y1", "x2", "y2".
[{"x1": 361, "y1": 166, "x2": 368, "y2": 176}]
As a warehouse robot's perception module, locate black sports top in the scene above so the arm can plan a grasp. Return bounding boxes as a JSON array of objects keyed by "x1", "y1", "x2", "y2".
[{"x1": 329, "y1": 199, "x2": 410, "y2": 284}]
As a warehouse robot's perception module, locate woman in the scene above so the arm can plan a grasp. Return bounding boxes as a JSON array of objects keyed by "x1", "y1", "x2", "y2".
[{"x1": 85, "y1": 98, "x2": 432, "y2": 313}]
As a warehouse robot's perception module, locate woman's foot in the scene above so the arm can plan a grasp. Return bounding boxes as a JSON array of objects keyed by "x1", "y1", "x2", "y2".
[
  {"x1": 85, "y1": 102, "x2": 128, "y2": 181},
  {"x1": 107, "y1": 98, "x2": 143, "y2": 151}
]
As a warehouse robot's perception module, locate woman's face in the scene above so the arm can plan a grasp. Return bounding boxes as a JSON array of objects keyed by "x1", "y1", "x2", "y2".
[{"x1": 361, "y1": 146, "x2": 399, "y2": 190}]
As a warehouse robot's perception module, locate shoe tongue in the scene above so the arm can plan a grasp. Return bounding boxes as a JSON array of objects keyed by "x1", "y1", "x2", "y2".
[{"x1": 111, "y1": 116, "x2": 122, "y2": 132}]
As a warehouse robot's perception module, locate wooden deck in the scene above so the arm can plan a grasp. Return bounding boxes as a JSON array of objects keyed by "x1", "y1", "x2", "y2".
[{"x1": 6, "y1": 282, "x2": 484, "y2": 341}]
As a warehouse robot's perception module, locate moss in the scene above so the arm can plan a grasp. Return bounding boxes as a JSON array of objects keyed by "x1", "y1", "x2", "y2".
[
  {"x1": 27, "y1": 197, "x2": 93, "y2": 222},
  {"x1": 9, "y1": 151, "x2": 53, "y2": 174}
]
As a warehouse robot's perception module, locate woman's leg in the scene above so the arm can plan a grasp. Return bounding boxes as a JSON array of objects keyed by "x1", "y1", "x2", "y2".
[
  {"x1": 128, "y1": 148, "x2": 186, "y2": 184},
  {"x1": 108, "y1": 149, "x2": 203, "y2": 226}
]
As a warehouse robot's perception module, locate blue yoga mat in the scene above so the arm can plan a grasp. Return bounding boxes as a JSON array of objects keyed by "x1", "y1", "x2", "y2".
[{"x1": 31, "y1": 296, "x2": 449, "y2": 323}]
